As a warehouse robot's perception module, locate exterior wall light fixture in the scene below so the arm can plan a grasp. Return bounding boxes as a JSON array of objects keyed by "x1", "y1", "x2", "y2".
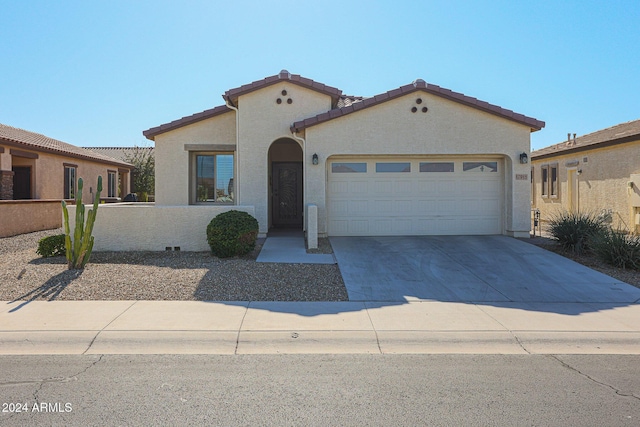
[
  {"x1": 312, "y1": 153, "x2": 319, "y2": 165},
  {"x1": 519, "y1": 152, "x2": 529, "y2": 164}
]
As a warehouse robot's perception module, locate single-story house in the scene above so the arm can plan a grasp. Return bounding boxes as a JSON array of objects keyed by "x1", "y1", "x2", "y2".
[
  {"x1": 0, "y1": 124, "x2": 133, "y2": 201},
  {"x1": 531, "y1": 119, "x2": 640, "y2": 232},
  {"x1": 0, "y1": 123, "x2": 133, "y2": 237},
  {"x1": 143, "y1": 70, "x2": 544, "y2": 243},
  {"x1": 74, "y1": 70, "x2": 544, "y2": 251}
]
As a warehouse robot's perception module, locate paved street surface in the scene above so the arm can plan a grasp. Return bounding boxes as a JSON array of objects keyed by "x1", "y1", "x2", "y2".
[{"x1": 0, "y1": 354, "x2": 638, "y2": 426}]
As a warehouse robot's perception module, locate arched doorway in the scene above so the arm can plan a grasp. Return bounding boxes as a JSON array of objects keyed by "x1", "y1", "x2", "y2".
[{"x1": 268, "y1": 138, "x2": 303, "y2": 229}]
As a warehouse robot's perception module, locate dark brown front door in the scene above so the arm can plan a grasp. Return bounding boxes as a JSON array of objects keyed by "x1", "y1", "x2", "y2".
[
  {"x1": 12, "y1": 166, "x2": 31, "y2": 199},
  {"x1": 272, "y1": 162, "x2": 303, "y2": 228}
]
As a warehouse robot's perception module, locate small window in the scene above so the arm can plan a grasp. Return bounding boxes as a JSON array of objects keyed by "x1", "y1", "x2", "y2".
[
  {"x1": 463, "y1": 162, "x2": 498, "y2": 172},
  {"x1": 331, "y1": 163, "x2": 367, "y2": 173},
  {"x1": 541, "y1": 166, "x2": 548, "y2": 197},
  {"x1": 64, "y1": 165, "x2": 76, "y2": 199},
  {"x1": 107, "y1": 171, "x2": 117, "y2": 198},
  {"x1": 550, "y1": 164, "x2": 558, "y2": 198},
  {"x1": 194, "y1": 154, "x2": 234, "y2": 203},
  {"x1": 420, "y1": 162, "x2": 454, "y2": 172},
  {"x1": 376, "y1": 162, "x2": 410, "y2": 173}
]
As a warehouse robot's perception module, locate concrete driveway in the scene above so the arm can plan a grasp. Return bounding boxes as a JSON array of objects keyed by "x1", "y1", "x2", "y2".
[{"x1": 330, "y1": 235, "x2": 640, "y2": 304}]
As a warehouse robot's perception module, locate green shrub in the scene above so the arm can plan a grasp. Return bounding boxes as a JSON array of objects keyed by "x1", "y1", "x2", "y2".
[
  {"x1": 36, "y1": 234, "x2": 66, "y2": 257},
  {"x1": 547, "y1": 210, "x2": 606, "y2": 253},
  {"x1": 590, "y1": 229, "x2": 640, "y2": 270},
  {"x1": 206, "y1": 210, "x2": 259, "y2": 258}
]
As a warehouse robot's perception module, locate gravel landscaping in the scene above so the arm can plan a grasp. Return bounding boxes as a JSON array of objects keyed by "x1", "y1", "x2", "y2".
[
  {"x1": 0, "y1": 229, "x2": 348, "y2": 302},
  {"x1": 2, "y1": 229, "x2": 639, "y2": 303}
]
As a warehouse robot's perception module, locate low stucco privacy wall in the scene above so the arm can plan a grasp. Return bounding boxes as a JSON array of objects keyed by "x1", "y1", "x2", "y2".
[
  {"x1": 66, "y1": 204, "x2": 256, "y2": 251},
  {"x1": 0, "y1": 199, "x2": 62, "y2": 237}
]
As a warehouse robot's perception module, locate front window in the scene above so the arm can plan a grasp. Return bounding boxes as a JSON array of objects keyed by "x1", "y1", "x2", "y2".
[
  {"x1": 107, "y1": 171, "x2": 116, "y2": 198},
  {"x1": 550, "y1": 164, "x2": 558, "y2": 197},
  {"x1": 64, "y1": 165, "x2": 76, "y2": 199},
  {"x1": 541, "y1": 166, "x2": 548, "y2": 197},
  {"x1": 194, "y1": 154, "x2": 234, "y2": 203}
]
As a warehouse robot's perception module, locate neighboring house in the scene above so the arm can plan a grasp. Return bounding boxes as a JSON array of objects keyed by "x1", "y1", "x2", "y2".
[
  {"x1": 86, "y1": 147, "x2": 155, "y2": 196},
  {"x1": 0, "y1": 124, "x2": 133, "y2": 201},
  {"x1": 531, "y1": 119, "x2": 640, "y2": 232},
  {"x1": 136, "y1": 70, "x2": 543, "y2": 246}
]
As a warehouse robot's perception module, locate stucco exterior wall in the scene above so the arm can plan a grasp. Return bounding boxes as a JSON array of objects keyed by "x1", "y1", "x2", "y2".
[
  {"x1": 0, "y1": 144, "x2": 129, "y2": 201},
  {"x1": 154, "y1": 112, "x2": 236, "y2": 206},
  {"x1": 304, "y1": 92, "x2": 533, "y2": 237},
  {"x1": 66, "y1": 204, "x2": 256, "y2": 251},
  {"x1": 236, "y1": 85, "x2": 332, "y2": 234},
  {"x1": 532, "y1": 140, "x2": 640, "y2": 231},
  {"x1": 0, "y1": 200, "x2": 62, "y2": 237}
]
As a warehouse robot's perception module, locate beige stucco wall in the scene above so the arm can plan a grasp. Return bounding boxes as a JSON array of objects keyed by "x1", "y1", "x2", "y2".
[
  {"x1": 532, "y1": 140, "x2": 640, "y2": 231},
  {"x1": 154, "y1": 112, "x2": 236, "y2": 205},
  {"x1": 237, "y1": 84, "x2": 333, "y2": 234},
  {"x1": 153, "y1": 84, "x2": 535, "y2": 238},
  {"x1": 66, "y1": 203, "x2": 256, "y2": 251},
  {"x1": 0, "y1": 200, "x2": 62, "y2": 237},
  {"x1": 305, "y1": 92, "x2": 533, "y2": 237},
  {"x1": 0, "y1": 144, "x2": 129, "y2": 200}
]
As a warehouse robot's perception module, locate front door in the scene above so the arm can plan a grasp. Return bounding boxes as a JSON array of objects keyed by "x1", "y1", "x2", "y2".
[
  {"x1": 568, "y1": 168, "x2": 578, "y2": 212},
  {"x1": 12, "y1": 166, "x2": 31, "y2": 199},
  {"x1": 272, "y1": 162, "x2": 303, "y2": 228}
]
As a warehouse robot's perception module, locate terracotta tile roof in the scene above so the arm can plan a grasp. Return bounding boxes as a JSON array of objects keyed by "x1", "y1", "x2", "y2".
[
  {"x1": 531, "y1": 118, "x2": 640, "y2": 160},
  {"x1": 0, "y1": 123, "x2": 132, "y2": 168},
  {"x1": 85, "y1": 146, "x2": 154, "y2": 162},
  {"x1": 143, "y1": 105, "x2": 232, "y2": 140},
  {"x1": 224, "y1": 70, "x2": 343, "y2": 107},
  {"x1": 291, "y1": 79, "x2": 545, "y2": 133}
]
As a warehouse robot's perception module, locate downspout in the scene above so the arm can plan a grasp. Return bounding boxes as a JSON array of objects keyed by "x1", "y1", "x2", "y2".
[
  {"x1": 292, "y1": 131, "x2": 307, "y2": 230},
  {"x1": 225, "y1": 99, "x2": 240, "y2": 204}
]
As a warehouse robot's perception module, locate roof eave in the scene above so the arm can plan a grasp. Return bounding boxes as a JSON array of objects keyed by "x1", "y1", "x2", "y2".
[
  {"x1": 143, "y1": 105, "x2": 233, "y2": 140},
  {"x1": 0, "y1": 138, "x2": 133, "y2": 169},
  {"x1": 223, "y1": 70, "x2": 343, "y2": 108},
  {"x1": 531, "y1": 133, "x2": 640, "y2": 160},
  {"x1": 291, "y1": 79, "x2": 544, "y2": 133}
]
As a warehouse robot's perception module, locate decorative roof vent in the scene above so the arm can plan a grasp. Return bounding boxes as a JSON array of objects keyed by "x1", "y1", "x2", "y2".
[
  {"x1": 279, "y1": 69, "x2": 292, "y2": 79},
  {"x1": 413, "y1": 79, "x2": 426, "y2": 88}
]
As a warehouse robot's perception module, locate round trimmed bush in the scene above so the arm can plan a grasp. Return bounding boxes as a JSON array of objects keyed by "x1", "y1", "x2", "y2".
[
  {"x1": 206, "y1": 210, "x2": 259, "y2": 258},
  {"x1": 36, "y1": 234, "x2": 66, "y2": 257}
]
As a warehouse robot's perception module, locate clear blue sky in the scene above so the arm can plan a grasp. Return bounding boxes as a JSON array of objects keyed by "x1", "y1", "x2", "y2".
[{"x1": 1, "y1": 0, "x2": 639, "y2": 150}]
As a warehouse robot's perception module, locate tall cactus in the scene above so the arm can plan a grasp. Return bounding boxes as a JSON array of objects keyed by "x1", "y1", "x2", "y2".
[{"x1": 61, "y1": 176, "x2": 102, "y2": 270}]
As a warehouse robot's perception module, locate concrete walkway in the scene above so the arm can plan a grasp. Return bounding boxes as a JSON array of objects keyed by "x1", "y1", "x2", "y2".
[
  {"x1": 256, "y1": 230, "x2": 335, "y2": 264},
  {"x1": 1, "y1": 300, "x2": 639, "y2": 355}
]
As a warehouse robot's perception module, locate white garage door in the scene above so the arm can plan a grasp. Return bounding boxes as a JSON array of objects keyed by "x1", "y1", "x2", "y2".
[{"x1": 327, "y1": 158, "x2": 503, "y2": 236}]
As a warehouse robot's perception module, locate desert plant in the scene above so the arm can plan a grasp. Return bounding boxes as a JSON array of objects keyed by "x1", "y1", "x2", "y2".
[
  {"x1": 547, "y1": 210, "x2": 606, "y2": 253},
  {"x1": 590, "y1": 228, "x2": 640, "y2": 270},
  {"x1": 61, "y1": 176, "x2": 102, "y2": 269},
  {"x1": 206, "y1": 210, "x2": 259, "y2": 258},
  {"x1": 36, "y1": 234, "x2": 66, "y2": 257}
]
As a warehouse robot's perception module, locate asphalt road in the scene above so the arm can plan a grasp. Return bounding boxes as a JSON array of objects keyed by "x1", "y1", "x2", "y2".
[{"x1": 1, "y1": 354, "x2": 638, "y2": 426}]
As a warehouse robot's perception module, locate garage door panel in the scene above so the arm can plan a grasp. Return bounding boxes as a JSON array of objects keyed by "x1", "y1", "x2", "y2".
[{"x1": 328, "y1": 158, "x2": 503, "y2": 236}]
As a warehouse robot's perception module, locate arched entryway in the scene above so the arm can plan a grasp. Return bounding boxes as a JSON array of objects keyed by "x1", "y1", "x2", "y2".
[{"x1": 268, "y1": 138, "x2": 303, "y2": 229}]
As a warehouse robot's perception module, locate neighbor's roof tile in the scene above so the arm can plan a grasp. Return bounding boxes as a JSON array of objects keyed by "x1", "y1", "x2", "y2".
[
  {"x1": 532, "y1": 118, "x2": 640, "y2": 159},
  {"x1": 0, "y1": 123, "x2": 132, "y2": 168}
]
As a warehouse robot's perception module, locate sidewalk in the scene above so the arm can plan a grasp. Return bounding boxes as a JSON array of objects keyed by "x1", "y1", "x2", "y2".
[{"x1": 1, "y1": 300, "x2": 639, "y2": 355}]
